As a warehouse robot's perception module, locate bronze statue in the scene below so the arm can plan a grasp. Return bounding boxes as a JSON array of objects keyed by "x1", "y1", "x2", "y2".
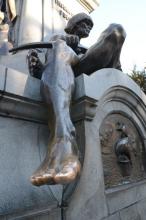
[
  {"x1": 26, "y1": 13, "x2": 126, "y2": 186},
  {"x1": 114, "y1": 122, "x2": 133, "y2": 177},
  {"x1": 30, "y1": 40, "x2": 81, "y2": 186}
]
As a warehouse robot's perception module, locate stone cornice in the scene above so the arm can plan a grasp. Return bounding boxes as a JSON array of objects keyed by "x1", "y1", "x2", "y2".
[
  {"x1": 77, "y1": 0, "x2": 99, "y2": 12},
  {"x1": 0, "y1": 66, "x2": 97, "y2": 123},
  {"x1": 71, "y1": 96, "x2": 97, "y2": 122}
]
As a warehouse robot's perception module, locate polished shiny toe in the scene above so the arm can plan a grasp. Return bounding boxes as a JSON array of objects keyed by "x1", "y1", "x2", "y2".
[
  {"x1": 30, "y1": 170, "x2": 56, "y2": 186},
  {"x1": 54, "y1": 160, "x2": 81, "y2": 184}
]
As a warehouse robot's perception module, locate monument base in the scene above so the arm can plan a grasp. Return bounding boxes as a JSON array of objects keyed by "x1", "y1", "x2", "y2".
[{"x1": 0, "y1": 66, "x2": 146, "y2": 219}]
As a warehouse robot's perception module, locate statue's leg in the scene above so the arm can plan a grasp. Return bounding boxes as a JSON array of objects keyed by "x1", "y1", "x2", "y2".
[
  {"x1": 30, "y1": 40, "x2": 81, "y2": 186},
  {"x1": 30, "y1": 79, "x2": 81, "y2": 186},
  {"x1": 74, "y1": 24, "x2": 126, "y2": 76},
  {"x1": 50, "y1": 88, "x2": 80, "y2": 185},
  {"x1": 30, "y1": 101, "x2": 57, "y2": 186}
]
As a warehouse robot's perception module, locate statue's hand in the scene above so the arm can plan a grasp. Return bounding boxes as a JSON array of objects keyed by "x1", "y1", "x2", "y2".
[
  {"x1": 65, "y1": 34, "x2": 79, "y2": 49},
  {"x1": 27, "y1": 49, "x2": 43, "y2": 79},
  {"x1": 50, "y1": 34, "x2": 79, "y2": 50}
]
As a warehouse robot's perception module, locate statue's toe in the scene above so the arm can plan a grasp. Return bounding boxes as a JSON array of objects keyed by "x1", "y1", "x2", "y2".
[
  {"x1": 30, "y1": 169, "x2": 55, "y2": 186},
  {"x1": 54, "y1": 159, "x2": 81, "y2": 184}
]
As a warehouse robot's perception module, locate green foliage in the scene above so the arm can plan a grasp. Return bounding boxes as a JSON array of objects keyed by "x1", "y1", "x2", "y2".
[{"x1": 128, "y1": 65, "x2": 146, "y2": 92}]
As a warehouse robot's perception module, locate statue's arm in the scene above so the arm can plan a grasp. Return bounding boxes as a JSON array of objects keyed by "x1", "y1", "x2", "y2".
[
  {"x1": 50, "y1": 34, "x2": 79, "y2": 51},
  {"x1": 27, "y1": 34, "x2": 80, "y2": 78}
]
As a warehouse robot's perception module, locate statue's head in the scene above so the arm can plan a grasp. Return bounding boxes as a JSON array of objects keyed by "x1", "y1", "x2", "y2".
[{"x1": 64, "y1": 13, "x2": 94, "y2": 39}]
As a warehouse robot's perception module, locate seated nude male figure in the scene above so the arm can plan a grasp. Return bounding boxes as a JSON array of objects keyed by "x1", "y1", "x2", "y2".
[{"x1": 28, "y1": 13, "x2": 126, "y2": 186}]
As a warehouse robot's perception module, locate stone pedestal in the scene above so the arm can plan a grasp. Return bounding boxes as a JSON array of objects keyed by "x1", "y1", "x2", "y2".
[
  {"x1": 1, "y1": 67, "x2": 146, "y2": 220},
  {"x1": 67, "y1": 68, "x2": 146, "y2": 220}
]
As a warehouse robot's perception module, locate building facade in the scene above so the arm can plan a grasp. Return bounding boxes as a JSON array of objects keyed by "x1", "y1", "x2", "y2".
[{"x1": 12, "y1": 0, "x2": 99, "y2": 46}]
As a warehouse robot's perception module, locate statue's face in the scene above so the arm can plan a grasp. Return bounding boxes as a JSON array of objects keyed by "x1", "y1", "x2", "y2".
[{"x1": 73, "y1": 20, "x2": 93, "y2": 38}]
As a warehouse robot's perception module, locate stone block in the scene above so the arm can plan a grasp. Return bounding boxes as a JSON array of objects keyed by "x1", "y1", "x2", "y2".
[
  {"x1": 0, "y1": 64, "x2": 6, "y2": 91},
  {"x1": 105, "y1": 213, "x2": 120, "y2": 220},
  {"x1": 74, "y1": 69, "x2": 145, "y2": 104},
  {"x1": 47, "y1": 209, "x2": 61, "y2": 220},
  {"x1": 0, "y1": 51, "x2": 29, "y2": 75},
  {"x1": 8, "y1": 208, "x2": 61, "y2": 220},
  {"x1": 0, "y1": 95, "x2": 48, "y2": 123},
  {"x1": 106, "y1": 184, "x2": 137, "y2": 214},
  {"x1": 136, "y1": 180, "x2": 146, "y2": 201},
  {"x1": 0, "y1": 116, "x2": 61, "y2": 216},
  {"x1": 5, "y1": 68, "x2": 41, "y2": 101},
  {"x1": 66, "y1": 120, "x2": 108, "y2": 220},
  {"x1": 0, "y1": 216, "x2": 7, "y2": 220},
  {"x1": 107, "y1": 181, "x2": 146, "y2": 215},
  {"x1": 119, "y1": 204, "x2": 140, "y2": 220},
  {"x1": 137, "y1": 198, "x2": 146, "y2": 220}
]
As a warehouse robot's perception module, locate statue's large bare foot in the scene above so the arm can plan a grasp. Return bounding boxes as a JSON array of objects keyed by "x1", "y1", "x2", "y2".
[
  {"x1": 30, "y1": 157, "x2": 56, "y2": 186},
  {"x1": 54, "y1": 155, "x2": 81, "y2": 184},
  {"x1": 30, "y1": 138, "x2": 81, "y2": 186}
]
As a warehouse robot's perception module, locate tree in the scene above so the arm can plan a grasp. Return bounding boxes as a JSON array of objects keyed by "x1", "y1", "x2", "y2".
[{"x1": 128, "y1": 65, "x2": 146, "y2": 93}]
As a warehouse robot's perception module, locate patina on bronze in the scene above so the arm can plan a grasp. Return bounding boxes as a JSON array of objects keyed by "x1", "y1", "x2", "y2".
[
  {"x1": 10, "y1": 13, "x2": 126, "y2": 186},
  {"x1": 114, "y1": 122, "x2": 133, "y2": 177},
  {"x1": 30, "y1": 39, "x2": 81, "y2": 185},
  {"x1": 100, "y1": 114, "x2": 146, "y2": 188}
]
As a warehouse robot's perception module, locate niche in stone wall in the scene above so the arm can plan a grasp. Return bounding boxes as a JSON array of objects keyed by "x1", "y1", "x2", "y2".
[{"x1": 99, "y1": 113, "x2": 146, "y2": 189}]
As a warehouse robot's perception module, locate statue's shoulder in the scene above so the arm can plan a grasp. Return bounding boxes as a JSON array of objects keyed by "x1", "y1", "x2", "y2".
[{"x1": 50, "y1": 33, "x2": 66, "y2": 41}]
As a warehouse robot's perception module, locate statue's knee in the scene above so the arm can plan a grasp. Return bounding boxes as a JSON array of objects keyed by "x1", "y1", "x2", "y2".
[{"x1": 110, "y1": 23, "x2": 126, "y2": 40}]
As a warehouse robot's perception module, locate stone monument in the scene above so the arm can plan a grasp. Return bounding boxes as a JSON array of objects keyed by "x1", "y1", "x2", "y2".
[
  {"x1": 21, "y1": 12, "x2": 125, "y2": 187},
  {"x1": 1, "y1": 1, "x2": 146, "y2": 220}
]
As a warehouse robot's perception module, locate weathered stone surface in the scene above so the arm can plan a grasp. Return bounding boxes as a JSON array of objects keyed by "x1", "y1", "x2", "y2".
[
  {"x1": 71, "y1": 96, "x2": 97, "y2": 122},
  {"x1": 0, "y1": 64, "x2": 6, "y2": 91},
  {"x1": 104, "y1": 213, "x2": 120, "y2": 220},
  {"x1": 137, "y1": 198, "x2": 146, "y2": 220},
  {"x1": 0, "y1": 216, "x2": 7, "y2": 220},
  {"x1": 66, "y1": 120, "x2": 108, "y2": 220},
  {"x1": 106, "y1": 185, "x2": 137, "y2": 214},
  {"x1": 67, "y1": 68, "x2": 146, "y2": 220},
  {"x1": 119, "y1": 204, "x2": 140, "y2": 220},
  {"x1": 136, "y1": 180, "x2": 146, "y2": 201},
  {"x1": 74, "y1": 69, "x2": 145, "y2": 103},
  {"x1": 0, "y1": 95, "x2": 48, "y2": 123},
  {"x1": 1, "y1": 68, "x2": 146, "y2": 220},
  {"x1": 0, "y1": 51, "x2": 29, "y2": 75},
  {"x1": 6, "y1": 207, "x2": 61, "y2": 220},
  {"x1": 106, "y1": 180, "x2": 146, "y2": 216},
  {"x1": 0, "y1": 116, "x2": 62, "y2": 217},
  {"x1": 5, "y1": 67, "x2": 41, "y2": 101}
]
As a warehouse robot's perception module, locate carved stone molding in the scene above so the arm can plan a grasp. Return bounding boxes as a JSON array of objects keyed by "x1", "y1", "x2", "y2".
[
  {"x1": 77, "y1": 0, "x2": 99, "y2": 12},
  {"x1": 71, "y1": 96, "x2": 97, "y2": 122},
  {"x1": 95, "y1": 85, "x2": 146, "y2": 189}
]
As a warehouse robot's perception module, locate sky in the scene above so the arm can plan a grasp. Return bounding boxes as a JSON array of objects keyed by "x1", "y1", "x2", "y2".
[{"x1": 82, "y1": 0, "x2": 146, "y2": 73}]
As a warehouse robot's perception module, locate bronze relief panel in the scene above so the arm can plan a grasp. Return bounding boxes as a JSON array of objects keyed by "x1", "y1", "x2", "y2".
[{"x1": 99, "y1": 113, "x2": 146, "y2": 188}]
